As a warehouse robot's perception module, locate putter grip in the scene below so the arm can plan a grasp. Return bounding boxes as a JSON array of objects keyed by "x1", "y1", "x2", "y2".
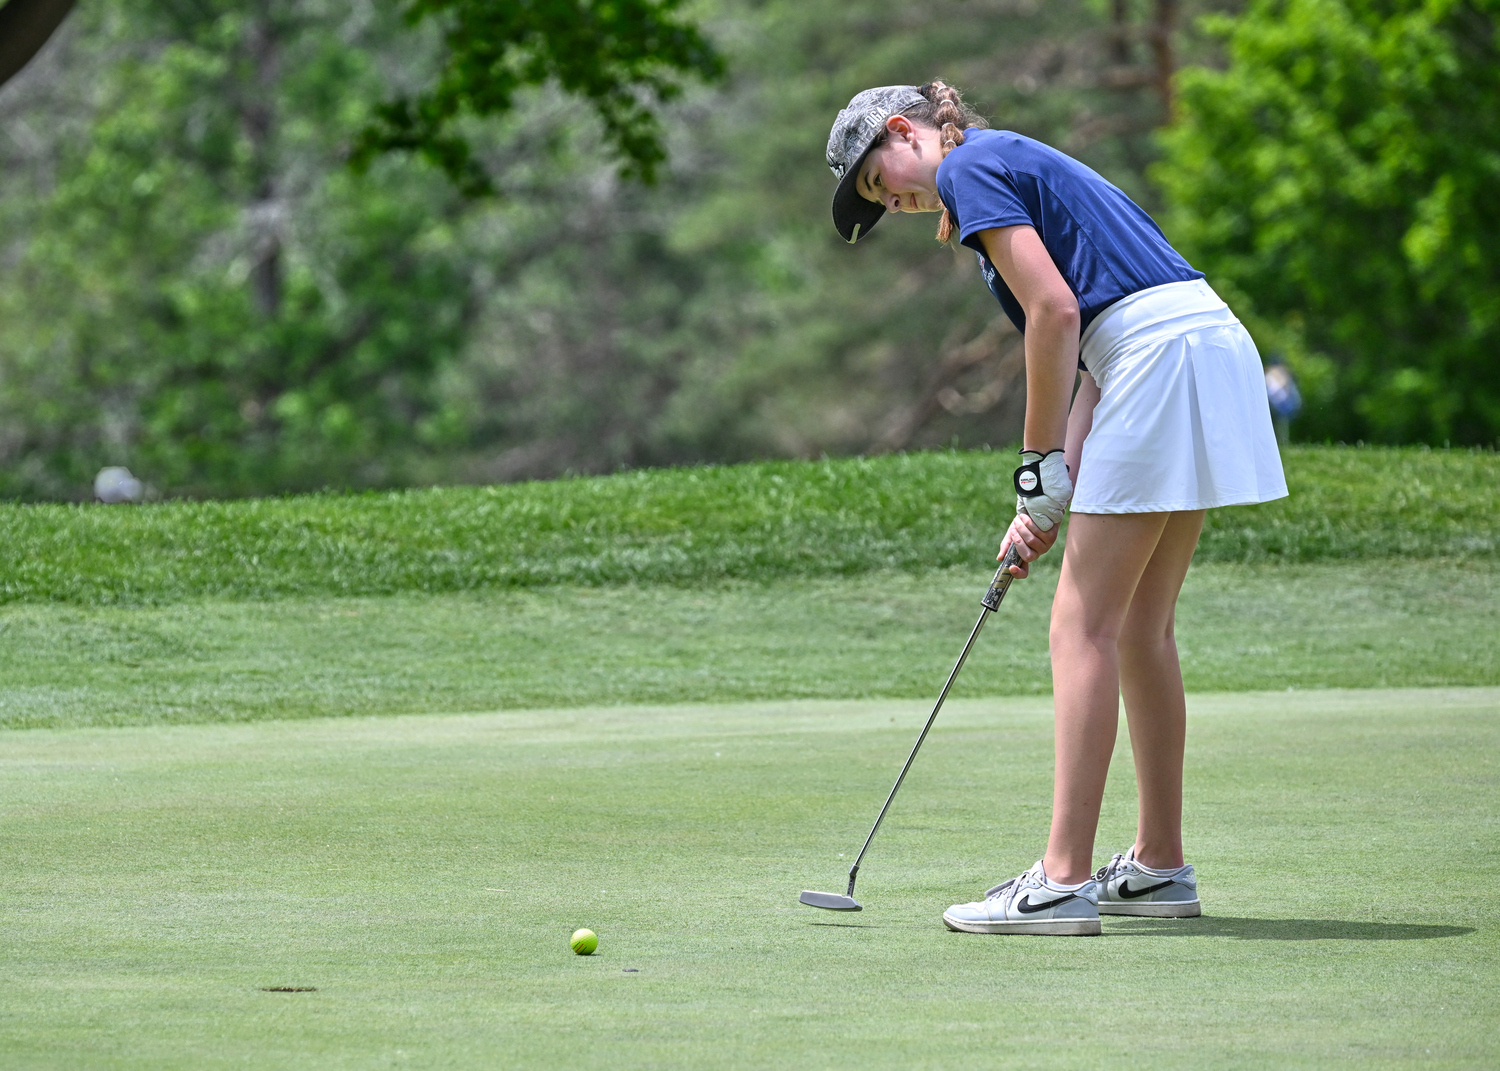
[{"x1": 982, "y1": 545, "x2": 1026, "y2": 612}]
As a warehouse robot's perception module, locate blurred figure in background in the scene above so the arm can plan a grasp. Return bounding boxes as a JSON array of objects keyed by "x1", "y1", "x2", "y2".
[{"x1": 1264, "y1": 356, "x2": 1303, "y2": 446}]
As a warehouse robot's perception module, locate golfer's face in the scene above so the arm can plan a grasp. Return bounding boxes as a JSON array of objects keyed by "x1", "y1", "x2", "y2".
[{"x1": 857, "y1": 133, "x2": 943, "y2": 215}]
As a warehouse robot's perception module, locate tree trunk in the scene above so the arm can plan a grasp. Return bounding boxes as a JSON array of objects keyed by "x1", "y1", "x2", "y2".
[
  {"x1": 1149, "y1": 0, "x2": 1178, "y2": 117},
  {"x1": 241, "y1": 2, "x2": 282, "y2": 318},
  {"x1": 870, "y1": 317, "x2": 1022, "y2": 454},
  {"x1": 0, "y1": 0, "x2": 77, "y2": 88},
  {"x1": 1110, "y1": 0, "x2": 1132, "y2": 65}
]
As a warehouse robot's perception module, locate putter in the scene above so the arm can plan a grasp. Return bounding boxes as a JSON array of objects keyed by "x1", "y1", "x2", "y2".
[{"x1": 799, "y1": 545, "x2": 1026, "y2": 911}]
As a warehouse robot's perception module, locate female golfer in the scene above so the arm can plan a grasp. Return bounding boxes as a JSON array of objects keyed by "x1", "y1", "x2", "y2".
[{"x1": 826, "y1": 83, "x2": 1286, "y2": 934}]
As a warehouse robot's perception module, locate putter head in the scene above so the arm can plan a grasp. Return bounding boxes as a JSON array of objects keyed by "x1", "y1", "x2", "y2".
[{"x1": 799, "y1": 890, "x2": 862, "y2": 911}]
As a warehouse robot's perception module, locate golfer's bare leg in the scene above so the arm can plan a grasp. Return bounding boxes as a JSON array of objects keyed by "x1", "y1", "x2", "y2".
[
  {"x1": 1117, "y1": 509, "x2": 1204, "y2": 872},
  {"x1": 1042, "y1": 511, "x2": 1170, "y2": 885}
]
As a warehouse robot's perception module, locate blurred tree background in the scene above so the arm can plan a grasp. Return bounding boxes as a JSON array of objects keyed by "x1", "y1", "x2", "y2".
[
  {"x1": 1157, "y1": 0, "x2": 1500, "y2": 447},
  {"x1": 0, "y1": 0, "x2": 1493, "y2": 500}
]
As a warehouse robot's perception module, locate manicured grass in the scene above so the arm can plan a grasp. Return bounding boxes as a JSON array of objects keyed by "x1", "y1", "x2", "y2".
[
  {"x1": 1, "y1": 558, "x2": 1495, "y2": 729},
  {"x1": 0, "y1": 446, "x2": 1493, "y2": 605},
  {"x1": 2, "y1": 447, "x2": 1493, "y2": 1066},
  {"x1": 0, "y1": 689, "x2": 1495, "y2": 1068}
]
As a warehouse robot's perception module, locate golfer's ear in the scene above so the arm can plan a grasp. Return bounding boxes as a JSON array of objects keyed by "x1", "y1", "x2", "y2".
[{"x1": 885, "y1": 115, "x2": 915, "y2": 140}]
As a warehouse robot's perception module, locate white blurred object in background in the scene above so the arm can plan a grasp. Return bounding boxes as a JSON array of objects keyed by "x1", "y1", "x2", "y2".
[{"x1": 94, "y1": 466, "x2": 144, "y2": 504}]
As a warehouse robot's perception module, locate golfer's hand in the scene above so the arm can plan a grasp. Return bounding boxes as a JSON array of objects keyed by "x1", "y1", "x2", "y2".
[
  {"x1": 1014, "y1": 449, "x2": 1073, "y2": 532},
  {"x1": 998, "y1": 513, "x2": 1058, "y2": 579}
]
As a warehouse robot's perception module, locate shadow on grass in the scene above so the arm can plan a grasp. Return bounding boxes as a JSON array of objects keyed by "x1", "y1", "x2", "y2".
[{"x1": 1109, "y1": 916, "x2": 1473, "y2": 941}]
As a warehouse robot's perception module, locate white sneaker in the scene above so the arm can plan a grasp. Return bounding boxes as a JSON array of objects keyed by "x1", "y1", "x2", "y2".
[
  {"x1": 1094, "y1": 849, "x2": 1201, "y2": 917},
  {"x1": 942, "y1": 860, "x2": 1101, "y2": 935}
]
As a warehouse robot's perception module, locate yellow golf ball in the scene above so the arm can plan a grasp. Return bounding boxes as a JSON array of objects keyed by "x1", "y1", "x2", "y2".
[{"x1": 570, "y1": 928, "x2": 598, "y2": 955}]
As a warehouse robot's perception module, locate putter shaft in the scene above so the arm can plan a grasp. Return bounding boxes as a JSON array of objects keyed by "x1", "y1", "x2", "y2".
[{"x1": 844, "y1": 545, "x2": 1025, "y2": 898}]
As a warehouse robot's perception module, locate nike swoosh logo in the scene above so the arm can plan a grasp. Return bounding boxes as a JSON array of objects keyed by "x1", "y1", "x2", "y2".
[
  {"x1": 1016, "y1": 893, "x2": 1078, "y2": 914},
  {"x1": 1117, "y1": 879, "x2": 1176, "y2": 899}
]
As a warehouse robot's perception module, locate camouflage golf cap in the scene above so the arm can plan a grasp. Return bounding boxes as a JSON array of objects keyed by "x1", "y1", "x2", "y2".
[{"x1": 827, "y1": 85, "x2": 928, "y2": 243}]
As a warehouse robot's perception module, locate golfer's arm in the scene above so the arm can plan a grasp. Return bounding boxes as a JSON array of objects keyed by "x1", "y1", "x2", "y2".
[
  {"x1": 977, "y1": 225, "x2": 1079, "y2": 453},
  {"x1": 1065, "y1": 371, "x2": 1099, "y2": 484}
]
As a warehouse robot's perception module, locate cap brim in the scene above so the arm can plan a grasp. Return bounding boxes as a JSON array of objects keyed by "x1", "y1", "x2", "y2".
[{"x1": 831, "y1": 144, "x2": 884, "y2": 244}]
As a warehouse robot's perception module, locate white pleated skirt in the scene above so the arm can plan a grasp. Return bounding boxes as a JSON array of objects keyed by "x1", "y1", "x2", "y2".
[{"x1": 1071, "y1": 279, "x2": 1288, "y2": 514}]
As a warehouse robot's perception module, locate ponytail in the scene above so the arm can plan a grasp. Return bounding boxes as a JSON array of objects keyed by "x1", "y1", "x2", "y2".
[{"x1": 910, "y1": 81, "x2": 988, "y2": 242}]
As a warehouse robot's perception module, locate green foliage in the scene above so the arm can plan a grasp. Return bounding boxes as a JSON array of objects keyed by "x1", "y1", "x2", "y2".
[
  {"x1": 0, "y1": 446, "x2": 1492, "y2": 606},
  {"x1": 1156, "y1": 0, "x2": 1500, "y2": 445},
  {"x1": 3, "y1": 0, "x2": 1208, "y2": 497},
  {"x1": 426, "y1": 0, "x2": 1214, "y2": 482},
  {"x1": 352, "y1": 0, "x2": 725, "y2": 191},
  {"x1": 0, "y1": 0, "x2": 479, "y2": 497},
  {"x1": 1198, "y1": 443, "x2": 1500, "y2": 560}
]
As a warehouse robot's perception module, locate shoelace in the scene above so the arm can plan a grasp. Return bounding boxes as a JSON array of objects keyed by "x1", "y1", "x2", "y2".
[
  {"x1": 984, "y1": 878, "x2": 1015, "y2": 901},
  {"x1": 1008, "y1": 866, "x2": 1045, "y2": 907},
  {"x1": 986, "y1": 865, "x2": 1044, "y2": 903},
  {"x1": 1093, "y1": 852, "x2": 1127, "y2": 883}
]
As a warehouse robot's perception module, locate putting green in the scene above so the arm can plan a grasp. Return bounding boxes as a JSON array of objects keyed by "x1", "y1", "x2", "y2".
[{"x1": 0, "y1": 688, "x2": 1495, "y2": 1068}]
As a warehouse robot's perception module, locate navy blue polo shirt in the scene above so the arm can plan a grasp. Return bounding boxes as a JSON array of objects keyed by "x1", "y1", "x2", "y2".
[{"x1": 936, "y1": 129, "x2": 1202, "y2": 337}]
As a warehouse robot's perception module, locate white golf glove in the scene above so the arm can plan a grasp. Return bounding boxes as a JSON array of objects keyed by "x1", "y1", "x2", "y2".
[{"x1": 1013, "y1": 449, "x2": 1073, "y2": 533}]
